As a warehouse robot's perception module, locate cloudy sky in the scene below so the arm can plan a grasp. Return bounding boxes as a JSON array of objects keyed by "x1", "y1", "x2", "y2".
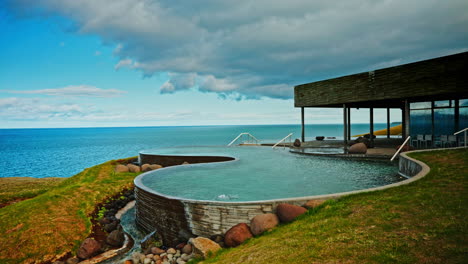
[{"x1": 1, "y1": 0, "x2": 467, "y2": 128}]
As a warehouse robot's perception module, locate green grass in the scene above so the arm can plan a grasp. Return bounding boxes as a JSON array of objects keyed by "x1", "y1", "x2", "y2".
[
  {"x1": 199, "y1": 149, "x2": 468, "y2": 264},
  {"x1": 0, "y1": 158, "x2": 139, "y2": 264},
  {"x1": 0, "y1": 177, "x2": 65, "y2": 205}
]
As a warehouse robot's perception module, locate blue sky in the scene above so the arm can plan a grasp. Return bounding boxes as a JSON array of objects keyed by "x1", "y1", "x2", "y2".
[{"x1": 1, "y1": 0, "x2": 467, "y2": 128}]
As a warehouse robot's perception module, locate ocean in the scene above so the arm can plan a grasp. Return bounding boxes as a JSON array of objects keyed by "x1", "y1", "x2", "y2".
[{"x1": 0, "y1": 124, "x2": 388, "y2": 178}]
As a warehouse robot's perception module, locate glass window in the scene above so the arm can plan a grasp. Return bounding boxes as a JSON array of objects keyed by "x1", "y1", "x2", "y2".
[
  {"x1": 410, "y1": 102, "x2": 431, "y2": 109},
  {"x1": 460, "y1": 99, "x2": 468, "y2": 107},
  {"x1": 410, "y1": 109, "x2": 432, "y2": 135},
  {"x1": 434, "y1": 108, "x2": 455, "y2": 135},
  {"x1": 460, "y1": 107, "x2": 468, "y2": 130},
  {"x1": 434, "y1": 100, "x2": 451, "y2": 107}
]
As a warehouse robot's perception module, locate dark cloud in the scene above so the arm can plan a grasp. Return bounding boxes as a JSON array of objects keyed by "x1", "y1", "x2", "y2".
[{"x1": 6, "y1": 0, "x2": 468, "y2": 99}]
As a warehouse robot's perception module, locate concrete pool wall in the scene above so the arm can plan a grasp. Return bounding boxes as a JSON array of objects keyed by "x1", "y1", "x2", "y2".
[{"x1": 134, "y1": 149, "x2": 430, "y2": 246}]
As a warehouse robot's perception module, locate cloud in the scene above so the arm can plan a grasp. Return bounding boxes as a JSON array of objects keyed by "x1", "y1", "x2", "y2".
[
  {"x1": 3, "y1": 85, "x2": 125, "y2": 97},
  {"x1": 6, "y1": 0, "x2": 468, "y2": 99}
]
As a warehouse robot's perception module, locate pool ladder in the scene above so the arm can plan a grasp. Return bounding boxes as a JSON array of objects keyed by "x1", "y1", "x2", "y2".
[{"x1": 272, "y1": 133, "x2": 293, "y2": 149}]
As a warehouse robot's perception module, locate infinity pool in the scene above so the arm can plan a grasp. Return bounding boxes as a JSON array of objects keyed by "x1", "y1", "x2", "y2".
[{"x1": 137, "y1": 146, "x2": 401, "y2": 202}]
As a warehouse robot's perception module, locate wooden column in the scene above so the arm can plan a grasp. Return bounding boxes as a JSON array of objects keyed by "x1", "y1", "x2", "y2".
[
  {"x1": 370, "y1": 107, "x2": 374, "y2": 148},
  {"x1": 347, "y1": 107, "x2": 351, "y2": 140},
  {"x1": 402, "y1": 106, "x2": 406, "y2": 138},
  {"x1": 387, "y1": 108, "x2": 390, "y2": 138},
  {"x1": 343, "y1": 104, "x2": 348, "y2": 149},
  {"x1": 404, "y1": 100, "x2": 410, "y2": 138},
  {"x1": 301, "y1": 107, "x2": 305, "y2": 143}
]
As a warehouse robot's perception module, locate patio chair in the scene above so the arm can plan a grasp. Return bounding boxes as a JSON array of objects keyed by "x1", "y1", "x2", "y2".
[
  {"x1": 423, "y1": 134, "x2": 432, "y2": 148},
  {"x1": 411, "y1": 134, "x2": 424, "y2": 148},
  {"x1": 447, "y1": 135, "x2": 457, "y2": 147}
]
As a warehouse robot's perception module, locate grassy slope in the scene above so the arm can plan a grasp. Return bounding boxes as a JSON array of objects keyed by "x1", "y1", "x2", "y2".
[
  {"x1": 0, "y1": 158, "x2": 138, "y2": 264},
  {"x1": 201, "y1": 149, "x2": 468, "y2": 264},
  {"x1": 0, "y1": 177, "x2": 65, "y2": 204}
]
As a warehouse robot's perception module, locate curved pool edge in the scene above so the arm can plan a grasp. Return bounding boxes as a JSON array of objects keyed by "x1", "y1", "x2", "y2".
[{"x1": 135, "y1": 148, "x2": 436, "y2": 246}]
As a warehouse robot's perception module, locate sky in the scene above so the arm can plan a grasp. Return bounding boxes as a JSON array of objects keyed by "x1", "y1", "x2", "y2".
[{"x1": 0, "y1": 0, "x2": 467, "y2": 128}]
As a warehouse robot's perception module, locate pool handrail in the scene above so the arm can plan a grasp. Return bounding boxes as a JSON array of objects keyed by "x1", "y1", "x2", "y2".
[
  {"x1": 228, "y1": 132, "x2": 260, "y2": 146},
  {"x1": 272, "y1": 133, "x2": 293, "y2": 149},
  {"x1": 390, "y1": 136, "x2": 411, "y2": 161}
]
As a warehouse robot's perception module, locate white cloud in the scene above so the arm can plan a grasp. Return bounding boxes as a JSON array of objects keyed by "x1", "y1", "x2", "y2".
[
  {"x1": 6, "y1": 0, "x2": 468, "y2": 99},
  {"x1": 4, "y1": 85, "x2": 125, "y2": 97}
]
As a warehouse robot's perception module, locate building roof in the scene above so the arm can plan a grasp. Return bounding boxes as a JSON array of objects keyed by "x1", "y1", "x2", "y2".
[{"x1": 294, "y1": 52, "x2": 468, "y2": 108}]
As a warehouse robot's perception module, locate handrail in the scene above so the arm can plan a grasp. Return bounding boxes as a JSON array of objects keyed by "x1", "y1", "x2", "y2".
[
  {"x1": 227, "y1": 133, "x2": 259, "y2": 146},
  {"x1": 390, "y1": 136, "x2": 411, "y2": 161},
  {"x1": 454, "y1": 127, "x2": 468, "y2": 135},
  {"x1": 454, "y1": 127, "x2": 467, "y2": 148},
  {"x1": 272, "y1": 133, "x2": 293, "y2": 149}
]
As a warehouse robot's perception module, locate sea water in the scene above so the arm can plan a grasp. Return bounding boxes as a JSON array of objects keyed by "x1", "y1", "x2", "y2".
[{"x1": 0, "y1": 124, "x2": 388, "y2": 178}]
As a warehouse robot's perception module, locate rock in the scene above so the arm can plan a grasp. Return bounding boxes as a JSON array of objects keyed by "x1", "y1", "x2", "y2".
[
  {"x1": 250, "y1": 213, "x2": 279, "y2": 236},
  {"x1": 124, "y1": 260, "x2": 133, "y2": 264},
  {"x1": 65, "y1": 257, "x2": 80, "y2": 264},
  {"x1": 146, "y1": 254, "x2": 154, "y2": 259},
  {"x1": 354, "y1": 137, "x2": 371, "y2": 148},
  {"x1": 174, "y1": 250, "x2": 181, "y2": 257},
  {"x1": 151, "y1": 247, "x2": 165, "y2": 255},
  {"x1": 167, "y1": 248, "x2": 176, "y2": 254},
  {"x1": 141, "y1": 164, "x2": 152, "y2": 172},
  {"x1": 153, "y1": 255, "x2": 161, "y2": 260},
  {"x1": 224, "y1": 223, "x2": 253, "y2": 247},
  {"x1": 106, "y1": 230, "x2": 125, "y2": 247},
  {"x1": 303, "y1": 199, "x2": 326, "y2": 209},
  {"x1": 181, "y1": 244, "x2": 192, "y2": 254},
  {"x1": 175, "y1": 243, "x2": 186, "y2": 250},
  {"x1": 180, "y1": 253, "x2": 190, "y2": 261},
  {"x1": 348, "y1": 143, "x2": 367, "y2": 154},
  {"x1": 182, "y1": 161, "x2": 190, "y2": 165},
  {"x1": 99, "y1": 217, "x2": 111, "y2": 225},
  {"x1": 149, "y1": 164, "x2": 163, "y2": 170},
  {"x1": 276, "y1": 203, "x2": 307, "y2": 223},
  {"x1": 293, "y1": 138, "x2": 301, "y2": 147},
  {"x1": 77, "y1": 238, "x2": 101, "y2": 259},
  {"x1": 115, "y1": 164, "x2": 129, "y2": 173},
  {"x1": 127, "y1": 164, "x2": 141, "y2": 173},
  {"x1": 210, "y1": 234, "x2": 224, "y2": 243},
  {"x1": 143, "y1": 258, "x2": 152, "y2": 264},
  {"x1": 52, "y1": 261, "x2": 65, "y2": 264},
  {"x1": 176, "y1": 259, "x2": 186, "y2": 264},
  {"x1": 104, "y1": 221, "x2": 118, "y2": 232},
  {"x1": 189, "y1": 237, "x2": 221, "y2": 259},
  {"x1": 132, "y1": 252, "x2": 144, "y2": 264}
]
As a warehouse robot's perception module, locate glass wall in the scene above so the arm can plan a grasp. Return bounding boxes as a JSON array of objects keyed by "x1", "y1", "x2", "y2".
[{"x1": 410, "y1": 99, "x2": 466, "y2": 148}]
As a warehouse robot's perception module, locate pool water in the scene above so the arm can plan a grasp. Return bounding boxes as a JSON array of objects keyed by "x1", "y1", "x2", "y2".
[{"x1": 139, "y1": 146, "x2": 401, "y2": 202}]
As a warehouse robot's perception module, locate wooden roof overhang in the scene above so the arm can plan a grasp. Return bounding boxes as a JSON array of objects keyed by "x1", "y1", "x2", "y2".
[{"x1": 294, "y1": 52, "x2": 468, "y2": 108}]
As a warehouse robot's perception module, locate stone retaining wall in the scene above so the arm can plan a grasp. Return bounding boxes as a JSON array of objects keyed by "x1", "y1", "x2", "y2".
[{"x1": 135, "y1": 149, "x2": 431, "y2": 247}]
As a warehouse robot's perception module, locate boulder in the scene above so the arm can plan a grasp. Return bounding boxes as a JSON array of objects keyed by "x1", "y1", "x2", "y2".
[
  {"x1": 250, "y1": 213, "x2": 279, "y2": 236},
  {"x1": 303, "y1": 199, "x2": 326, "y2": 209},
  {"x1": 115, "y1": 164, "x2": 129, "y2": 173},
  {"x1": 354, "y1": 137, "x2": 371, "y2": 147},
  {"x1": 348, "y1": 143, "x2": 367, "y2": 154},
  {"x1": 181, "y1": 243, "x2": 192, "y2": 254},
  {"x1": 103, "y1": 221, "x2": 118, "y2": 232},
  {"x1": 166, "y1": 248, "x2": 176, "y2": 254},
  {"x1": 65, "y1": 257, "x2": 79, "y2": 264},
  {"x1": 127, "y1": 164, "x2": 141, "y2": 173},
  {"x1": 293, "y1": 139, "x2": 301, "y2": 147},
  {"x1": 149, "y1": 164, "x2": 163, "y2": 170},
  {"x1": 189, "y1": 237, "x2": 221, "y2": 259},
  {"x1": 77, "y1": 238, "x2": 101, "y2": 259},
  {"x1": 106, "y1": 229, "x2": 125, "y2": 247},
  {"x1": 276, "y1": 203, "x2": 307, "y2": 223},
  {"x1": 224, "y1": 223, "x2": 253, "y2": 247},
  {"x1": 151, "y1": 247, "x2": 165, "y2": 255},
  {"x1": 141, "y1": 164, "x2": 152, "y2": 172}
]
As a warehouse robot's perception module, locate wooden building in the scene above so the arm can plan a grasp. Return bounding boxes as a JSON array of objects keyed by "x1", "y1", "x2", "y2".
[{"x1": 294, "y1": 52, "x2": 468, "y2": 148}]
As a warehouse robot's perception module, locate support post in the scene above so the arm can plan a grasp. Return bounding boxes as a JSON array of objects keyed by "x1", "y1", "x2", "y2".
[
  {"x1": 387, "y1": 108, "x2": 390, "y2": 138},
  {"x1": 404, "y1": 100, "x2": 410, "y2": 139},
  {"x1": 301, "y1": 107, "x2": 305, "y2": 143},
  {"x1": 370, "y1": 107, "x2": 374, "y2": 148},
  {"x1": 402, "y1": 107, "x2": 406, "y2": 138},
  {"x1": 347, "y1": 107, "x2": 351, "y2": 140},
  {"x1": 343, "y1": 104, "x2": 348, "y2": 150}
]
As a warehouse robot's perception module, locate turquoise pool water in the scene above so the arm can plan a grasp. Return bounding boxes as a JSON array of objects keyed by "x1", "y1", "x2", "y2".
[{"x1": 138, "y1": 146, "x2": 401, "y2": 202}]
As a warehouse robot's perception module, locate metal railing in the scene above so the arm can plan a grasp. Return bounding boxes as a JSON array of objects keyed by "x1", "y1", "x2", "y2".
[
  {"x1": 454, "y1": 127, "x2": 468, "y2": 148},
  {"x1": 390, "y1": 136, "x2": 411, "y2": 161},
  {"x1": 227, "y1": 132, "x2": 260, "y2": 146},
  {"x1": 272, "y1": 133, "x2": 293, "y2": 149}
]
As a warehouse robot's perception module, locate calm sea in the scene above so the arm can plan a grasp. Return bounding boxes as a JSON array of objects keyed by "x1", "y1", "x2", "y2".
[{"x1": 0, "y1": 124, "x2": 387, "y2": 178}]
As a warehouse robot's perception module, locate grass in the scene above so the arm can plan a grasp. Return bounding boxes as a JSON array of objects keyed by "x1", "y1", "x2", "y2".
[
  {"x1": 0, "y1": 158, "x2": 139, "y2": 264},
  {"x1": 0, "y1": 177, "x2": 65, "y2": 205},
  {"x1": 199, "y1": 149, "x2": 468, "y2": 264}
]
